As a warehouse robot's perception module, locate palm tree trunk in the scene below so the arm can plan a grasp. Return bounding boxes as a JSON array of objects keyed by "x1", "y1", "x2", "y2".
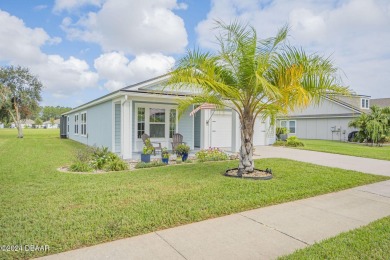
[{"x1": 238, "y1": 114, "x2": 254, "y2": 176}]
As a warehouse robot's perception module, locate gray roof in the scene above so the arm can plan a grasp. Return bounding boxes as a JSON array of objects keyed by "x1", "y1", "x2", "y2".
[{"x1": 370, "y1": 98, "x2": 390, "y2": 108}]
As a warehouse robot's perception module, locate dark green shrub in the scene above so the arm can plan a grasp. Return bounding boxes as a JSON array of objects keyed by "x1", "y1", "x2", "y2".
[
  {"x1": 286, "y1": 136, "x2": 304, "y2": 147},
  {"x1": 69, "y1": 161, "x2": 92, "y2": 172},
  {"x1": 196, "y1": 148, "x2": 229, "y2": 162},
  {"x1": 104, "y1": 157, "x2": 129, "y2": 171}
]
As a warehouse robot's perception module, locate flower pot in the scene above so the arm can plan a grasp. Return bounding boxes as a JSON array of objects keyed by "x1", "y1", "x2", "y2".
[
  {"x1": 181, "y1": 153, "x2": 188, "y2": 162},
  {"x1": 280, "y1": 134, "x2": 288, "y2": 141},
  {"x1": 162, "y1": 158, "x2": 169, "y2": 164},
  {"x1": 141, "y1": 154, "x2": 151, "y2": 163}
]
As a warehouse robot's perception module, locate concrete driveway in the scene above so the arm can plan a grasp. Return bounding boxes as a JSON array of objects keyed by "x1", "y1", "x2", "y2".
[{"x1": 254, "y1": 146, "x2": 390, "y2": 177}]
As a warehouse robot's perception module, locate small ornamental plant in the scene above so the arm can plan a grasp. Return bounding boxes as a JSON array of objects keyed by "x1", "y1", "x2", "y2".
[
  {"x1": 161, "y1": 147, "x2": 170, "y2": 159},
  {"x1": 142, "y1": 139, "x2": 154, "y2": 155},
  {"x1": 175, "y1": 144, "x2": 190, "y2": 155},
  {"x1": 196, "y1": 147, "x2": 229, "y2": 162}
]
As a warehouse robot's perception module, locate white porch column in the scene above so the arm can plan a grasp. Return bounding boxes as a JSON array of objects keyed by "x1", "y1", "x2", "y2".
[
  {"x1": 122, "y1": 97, "x2": 132, "y2": 159},
  {"x1": 231, "y1": 111, "x2": 240, "y2": 152}
]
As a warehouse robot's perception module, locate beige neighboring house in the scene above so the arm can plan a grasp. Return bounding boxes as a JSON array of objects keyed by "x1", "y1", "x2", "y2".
[
  {"x1": 370, "y1": 98, "x2": 390, "y2": 108},
  {"x1": 43, "y1": 119, "x2": 60, "y2": 129},
  {"x1": 277, "y1": 94, "x2": 371, "y2": 141},
  {"x1": 11, "y1": 119, "x2": 35, "y2": 128}
]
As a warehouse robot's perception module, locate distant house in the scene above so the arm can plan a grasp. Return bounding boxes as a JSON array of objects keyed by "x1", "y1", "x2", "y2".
[
  {"x1": 370, "y1": 98, "x2": 390, "y2": 108},
  {"x1": 11, "y1": 119, "x2": 35, "y2": 128},
  {"x1": 43, "y1": 119, "x2": 60, "y2": 129},
  {"x1": 277, "y1": 94, "x2": 370, "y2": 141},
  {"x1": 63, "y1": 74, "x2": 276, "y2": 159},
  {"x1": 0, "y1": 123, "x2": 4, "y2": 129}
]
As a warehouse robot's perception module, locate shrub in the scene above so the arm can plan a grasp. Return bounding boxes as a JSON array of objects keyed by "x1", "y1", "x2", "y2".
[
  {"x1": 286, "y1": 136, "x2": 304, "y2": 147},
  {"x1": 196, "y1": 147, "x2": 229, "y2": 162},
  {"x1": 104, "y1": 157, "x2": 129, "y2": 171},
  {"x1": 69, "y1": 161, "x2": 92, "y2": 172},
  {"x1": 91, "y1": 146, "x2": 111, "y2": 169},
  {"x1": 273, "y1": 140, "x2": 286, "y2": 146},
  {"x1": 135, "y1": 160, "x2": 166, "y2": 169},
  {"x1": 276, "y1": 127, "x2": 289, "y2": 139},
  {"x1": 142, "y1": 139, "x2": 154, "y2": 154}
]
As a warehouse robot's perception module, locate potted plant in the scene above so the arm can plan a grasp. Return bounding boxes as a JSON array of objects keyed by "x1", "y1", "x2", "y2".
[
  {"x1": 141, "y1": 139, "x2": 154, "y2": 163},
  {"x1": 276, "y1": 127, "x2": 289, "y2": 141},
  {"x1": 175, "y1": 144, "x2": 190, "y2": 161},
  {"x1": 161, "y1": 147, "x2": 170, "y2": 164}
]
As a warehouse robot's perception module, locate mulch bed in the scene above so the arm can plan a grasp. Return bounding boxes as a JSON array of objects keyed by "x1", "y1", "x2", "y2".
[{"x1": 224, "y1": 168, "x2": 273, "y2": 180}]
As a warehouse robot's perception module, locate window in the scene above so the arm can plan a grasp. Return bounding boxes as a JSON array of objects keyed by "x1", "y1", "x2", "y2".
[
  {"x1": 67, "y1": 116, "x2": 69, "y2": 133},
  {"x1": 289, "y1": 121, "x2": 296, "y2": 134},
  {"x1": 81, "y1": 112, "x2": 87, "y2": 136},
  {"x1": 137, "y1": 108, "x2": 145, "y2": 138},
  {"x1": 149, "y1": 108, "x2": 165, "y2": 138},
  {"x1": 74, "y1": 114, "x2": 79, "y2": 134},
  {"x1": 169, "y1": 109, "x2": 176, "y2": 138},
  {"x1": 280, "y1": 120, "x2": 296, "y2": 134},
  {"x1": 361, "y1": 98, "x2": 369, "y2": 109}
]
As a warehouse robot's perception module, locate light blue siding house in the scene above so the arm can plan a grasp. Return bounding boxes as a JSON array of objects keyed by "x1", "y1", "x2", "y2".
[{"x1": 64, "y1": 75, "x2": 275, "y2": 159}]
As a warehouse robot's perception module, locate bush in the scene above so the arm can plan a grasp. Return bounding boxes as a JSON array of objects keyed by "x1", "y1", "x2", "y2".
[
  {"x1": 104, "y1": 157, "x2": 129, "y2": 171},
  {"x1": 91, "y1": 146, "x2": 111, "y2": 169},
  {"x1": 69, "y1": 161, "x2": 92, "y2": 172},
  {"x1": 273, "y1": 140, "x2": 286, "y2": 146},
  {"x1": 69, "y1": 146, "x2": 128, "y2": 172},
  {"x1": 286, "y1": 136, "x2": 304, "y2": 147},
  {"x1": 175, "y1": 144, "x2": 190, "y2": 155},
  {"x1": 134, "y1": 160, "x2": 166, "y2": 169},
  {"x1": 196, "y1": 147, "x2": 229, "y2": 162}
]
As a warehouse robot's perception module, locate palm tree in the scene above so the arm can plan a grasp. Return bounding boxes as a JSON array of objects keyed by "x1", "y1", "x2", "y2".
[
  {"x1": 350, "y1": 106, "x2": 389, "y2": 145},
  {"x1": 168, "y1": 21, "x2": 348, "y2": 175}
]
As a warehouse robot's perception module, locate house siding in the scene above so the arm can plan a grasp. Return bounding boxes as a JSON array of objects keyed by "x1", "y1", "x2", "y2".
[
  {"x1": 67, "y1": 100, "x2": 113, "y2": 150},
  {"x1": 114, "y1": 103, "x2": 121, "y2": 153},
  {"x1": 178, "y1": 106, "x2": 194, "y2": 150}
]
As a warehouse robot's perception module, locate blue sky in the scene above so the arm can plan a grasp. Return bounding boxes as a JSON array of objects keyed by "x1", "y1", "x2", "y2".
[{"x1": 0, "y1": 0, "x2": 389, "y2": 108}]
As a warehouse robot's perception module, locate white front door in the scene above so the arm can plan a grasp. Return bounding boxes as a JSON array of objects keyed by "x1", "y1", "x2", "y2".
[{"x1": 210, "y1": 111, "x2": 232, "y2": 148}]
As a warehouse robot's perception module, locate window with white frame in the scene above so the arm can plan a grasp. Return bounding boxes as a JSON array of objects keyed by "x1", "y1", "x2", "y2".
[
  {"x1": 361, "y1": 98, "x2": 369, "y2": 109},
  {"x1": 81, "y1": 112, "x2": 87, "y2": 136},
  {"x1": 280, "y1": 120, "x2": 296, "y2": 134},
  {"x1": 136, "y1": 105, "x2": 177, "y2": 139},
  {"x1": 137, "y1": 107, "x2": 145, "y2": 138},
  {"x1": 149, "y1": 108, "x2": 165, "y2": 138},
  {"x1": 67, "y1": 116, "x2": 69, "y2": 134},
  {"x1": 169, "y1": 109, "x2": 176, "y2": 138},
  {"x1": 74, "y1": 114, "x2": 79, "y2": 134}
]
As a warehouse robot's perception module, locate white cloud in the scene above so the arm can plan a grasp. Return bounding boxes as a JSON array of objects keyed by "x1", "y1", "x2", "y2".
[
  {"x1": 196, "y1": 0, "x2": 390, "y2": 98},
  {"x1": 0, "y1": 10, "x2": 98, "y2": 97},
  {"x1": 61, "y1": 0, "x2": 188, "y2": 55},
  {"x1": 94, "y1": 52, "x2": 175, "y2": 91},
  {"x1": 53, "y1": 0, "x2": 105, "y2": 13}
]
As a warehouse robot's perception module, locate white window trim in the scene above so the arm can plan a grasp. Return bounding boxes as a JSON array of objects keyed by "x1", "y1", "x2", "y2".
[
  {"x1": 74, "y1": 114, "x2": 79, "y2": 135},
  {"x1": 135, "y1": 103, "x2": 178, "y2": 141},
  {"x1": 80, "y1": 111, "x2": 87, "y2": 137},
  {"x1": 361, "y1": 98, "x2": 370, "y2": 109},
  {"x1": 280, "y1": 120, "x2": 296, "y2": 134}
]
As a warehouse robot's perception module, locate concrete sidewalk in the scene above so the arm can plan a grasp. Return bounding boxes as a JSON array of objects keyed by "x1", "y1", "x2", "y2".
[
  {"x1": 39, "y1": 180, "x2": 390, "y2": 260},
  {"x1": 254, "y1": 146, "x2": 390, "y2": 177}
]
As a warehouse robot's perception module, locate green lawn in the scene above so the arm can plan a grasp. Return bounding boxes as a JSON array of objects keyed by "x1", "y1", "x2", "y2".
[
  {"x1": 298, "y1": 139, "x2": 390, "y2": 161},
  {"x1": 0, "y1": 129, "x2": 388, "y2": 259},
  {"x1": 281, "y1": 216, "x2": 390, "y2": 259}
]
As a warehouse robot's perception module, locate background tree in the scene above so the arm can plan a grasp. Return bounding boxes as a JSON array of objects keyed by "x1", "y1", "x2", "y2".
[
  {"x1": 349, "y1": 105, "x2": 390, "y2": 145},
  {"x1": 168, "y1": 21, "x2": 348, "y2": 175},
  {"x1": 41, "y1": 106, "x2": 72, "y2": 121},
  {"x1": 34, "y1": 117, "x2": 43, "y2": 127},
  {"x1": 0, "y1": 66, "x2": 43, "y2": 138}
]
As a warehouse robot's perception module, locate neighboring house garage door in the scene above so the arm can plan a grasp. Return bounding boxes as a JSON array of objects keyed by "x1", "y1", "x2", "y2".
[{"x1": 210, "y1": 111, "x2": 232, "y2": 148}]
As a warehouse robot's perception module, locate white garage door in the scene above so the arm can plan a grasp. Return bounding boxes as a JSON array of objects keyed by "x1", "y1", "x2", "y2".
[{"x1": 210, "y1": 112, "x2": 232, "y2": 148}]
